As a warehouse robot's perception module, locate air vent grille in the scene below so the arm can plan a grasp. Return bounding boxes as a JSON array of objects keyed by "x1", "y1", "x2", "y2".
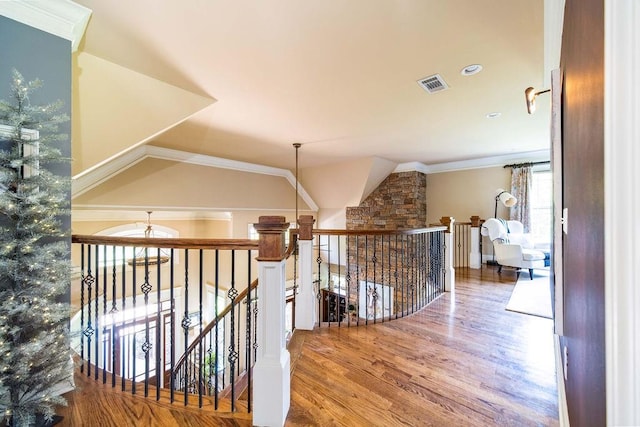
[{"x1": 417, "y1": 74, "x2": 449, "y2": 93}]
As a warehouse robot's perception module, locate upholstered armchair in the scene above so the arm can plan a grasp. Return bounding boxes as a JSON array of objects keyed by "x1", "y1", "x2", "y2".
[{"x1": 481, "y1": 218, "x2": 546, "y2": 280}]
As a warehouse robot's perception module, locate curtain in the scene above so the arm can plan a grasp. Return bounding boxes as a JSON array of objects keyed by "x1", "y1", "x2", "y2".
[{"x1": 510, "y1": 165, "x2": 532, "y2": 232}]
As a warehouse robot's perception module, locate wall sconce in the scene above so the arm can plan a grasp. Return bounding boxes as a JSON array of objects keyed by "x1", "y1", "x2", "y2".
[
  {"x1": 494, "y1": 188, "x2": 517, "y2": 218},
  {"x1": 525, "y1": 87, "x2": 551, "y2": 114}
]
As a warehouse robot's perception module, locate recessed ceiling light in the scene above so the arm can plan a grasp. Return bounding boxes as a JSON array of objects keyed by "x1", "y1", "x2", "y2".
[
  {"x1": 461, "y1": 64, "x2": 483, "y2": 76},
  {"x1": 486, "y1": 112, "x2": 501, "y2": 119}
]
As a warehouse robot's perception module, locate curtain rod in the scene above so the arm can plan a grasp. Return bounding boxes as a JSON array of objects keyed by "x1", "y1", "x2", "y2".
[{"x1": 503, "y1": 160, "x2": 550, "y2": 168}]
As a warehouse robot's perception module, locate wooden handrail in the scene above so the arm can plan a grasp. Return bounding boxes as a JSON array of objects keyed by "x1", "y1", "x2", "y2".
[
  {"x1": 284, "y1": 232, "x2": 298, "y2": 259},
  {"x1": 174, "y1": 278, "x2": 259, "y2": 372},
  {"x1": 308, "y1": 226, "x2": 447, "y2": 237},
  {"x1": 72, "y1": 234, "x2": 259, "y2": 251}
]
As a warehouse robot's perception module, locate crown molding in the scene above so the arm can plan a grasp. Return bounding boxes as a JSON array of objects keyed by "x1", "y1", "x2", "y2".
[
  {"x1": 72, "y1": 145, "x2": 319, "y2": 212},
  {"x1": 0, "y1": 0, "x2": 92, "y2": 52},
  {"x1": 395, "y1": 149, "x2": 551, "y2": 174}
]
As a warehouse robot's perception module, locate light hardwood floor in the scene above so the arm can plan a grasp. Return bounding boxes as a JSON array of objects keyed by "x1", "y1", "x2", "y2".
[{"x1": 57, "y1": 267, "x2": 558, "y2": 426}]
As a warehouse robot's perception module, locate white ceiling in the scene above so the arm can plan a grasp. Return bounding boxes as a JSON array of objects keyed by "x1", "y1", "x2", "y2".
[{"x1": 73, "y1": 0, "x2": 552, "y2": 171}]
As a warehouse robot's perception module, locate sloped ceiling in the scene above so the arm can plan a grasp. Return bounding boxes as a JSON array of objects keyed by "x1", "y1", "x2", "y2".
[
  {"x1": 72, "y1": 0, "x2": 552, "y2": 174},
  {"x1": 72, "y1": 53, "x2": 215, "y2": 175}
]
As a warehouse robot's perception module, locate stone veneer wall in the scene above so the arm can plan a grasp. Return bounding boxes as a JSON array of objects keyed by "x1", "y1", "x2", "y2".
[
  {"x1": 342, "y1": 171, "x2": 428, "y2": 318},
  {"x1": 345, "y1": 171, "x2": 427, "y2": 230}
]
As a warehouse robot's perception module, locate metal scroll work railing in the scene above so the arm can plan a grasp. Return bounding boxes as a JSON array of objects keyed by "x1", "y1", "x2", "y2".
[
  {"x1": 308, "y1": 227, "x2": 447, "y2": 327},
  {"x1": 70, "y1": 235, "x2": 259, "y2": 412}
]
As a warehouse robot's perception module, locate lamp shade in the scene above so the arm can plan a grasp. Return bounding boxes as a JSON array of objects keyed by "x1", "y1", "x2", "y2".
[{"x1": 496, "y1": 188, "x2": 517, "y2": 207}]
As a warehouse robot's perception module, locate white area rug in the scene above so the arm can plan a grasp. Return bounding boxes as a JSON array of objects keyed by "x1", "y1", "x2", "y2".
[{"x1": 505, "y1": 270, "x2": 553, "y2": 319}]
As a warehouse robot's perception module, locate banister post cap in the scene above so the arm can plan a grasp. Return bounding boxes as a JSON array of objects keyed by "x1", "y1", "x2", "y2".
[
  {"x1": 255, "y1": 216, "x2": 290, "y2": 261},
  {"x1": 440, "y1": 216, "x2": 455, "y2": 233},
  {"x1": 298, "y1": 215, "x2": 315, "y2": 240}
]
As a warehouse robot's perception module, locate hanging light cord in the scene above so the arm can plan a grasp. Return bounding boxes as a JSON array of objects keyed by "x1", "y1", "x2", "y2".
[{"x1": 293, "y1": 143, "x2": 301, "y2": 227}]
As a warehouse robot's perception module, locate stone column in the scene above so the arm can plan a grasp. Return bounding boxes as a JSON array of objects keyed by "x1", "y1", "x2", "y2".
[
  {"x1": 253, "y1": 216, "x2": 290, "y2": 427},
  {"x1": 469, "y1": 215, "x2": 482, "y2": 269},
  {"x1": 440, "y1": 216, "x2": 456, "y2": 293},
  {"x1": 294, "y1": 215, "x2": 316, "y2": 330}
]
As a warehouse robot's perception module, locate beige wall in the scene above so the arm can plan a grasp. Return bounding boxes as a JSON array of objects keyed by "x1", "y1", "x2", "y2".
[
  {"x1": 73, "y1": 157, "x2": 313, "y2": 212},
  {"x1": 426, "y1": 166, "x2": 511, "y2": 225},
  {"x1": 301, "y1": 156, "x2": 397, "y2": 228},
  {"x1": 72, "y1": 53, "x2": 214, "y2": 175},
  {"x1": 72, "y1": 218, "x2": 232, "y2": 238}
]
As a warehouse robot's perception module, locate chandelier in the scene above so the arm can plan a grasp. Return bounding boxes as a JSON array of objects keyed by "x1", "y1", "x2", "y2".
[{"x1": 127, "y1": 211, "x2": 171, "y2": 266}]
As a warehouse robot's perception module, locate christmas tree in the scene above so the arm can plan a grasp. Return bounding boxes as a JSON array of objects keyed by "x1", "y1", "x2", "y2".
[{"x1": 0, "y1": 70, "x2": 72, "y2": 426}]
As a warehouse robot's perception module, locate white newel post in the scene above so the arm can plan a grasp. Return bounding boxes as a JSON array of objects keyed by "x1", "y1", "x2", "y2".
[
  {"x1": 469, "y1": 216, "x2": 482, "y2": 269},
  {"x1": 294, "y1": 215, "x2": 316, "y2": 330},
  {"x1": 440, "y1": 217, "x2": 455, "y2": 292},
  {"x1": 253, "y1": 216, "x2": 290, "y2": 427}
]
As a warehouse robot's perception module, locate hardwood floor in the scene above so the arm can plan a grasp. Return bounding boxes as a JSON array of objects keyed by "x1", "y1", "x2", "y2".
[
  {"x1": 285, "y1": 267, "x2": 558, "y2": 426},
  {"x1": 56, "y1": 267, "x2": 558, "y2": 426}
]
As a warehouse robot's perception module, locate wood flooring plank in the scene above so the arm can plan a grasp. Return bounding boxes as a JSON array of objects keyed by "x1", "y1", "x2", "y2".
[
  {"x1": 286, "y1": 267, "x2": 558, "y2": 427},
  {"x1": 55, "y1": 267, "x2": 558, "y2": 426}
]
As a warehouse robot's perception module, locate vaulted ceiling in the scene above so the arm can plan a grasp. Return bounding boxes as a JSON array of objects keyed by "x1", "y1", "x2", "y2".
[{"x1": 72, "y1": 0, "x2": 554, "y2": 180}]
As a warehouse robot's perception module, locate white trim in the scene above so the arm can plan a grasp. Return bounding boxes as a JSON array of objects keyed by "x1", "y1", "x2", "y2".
[
  {"x1": 544, "y1": 0, "x2": 566, "y2": 88},
  {"x1": 605, "y1": 1, "x2": 640, "y2": 425},
  {"x1": 395, "y1": 149, "x2": 550, "y2": 174},
  {"x1": 0, "y1": 124, "x2": 39, "y2": 140},
  {"x1": 72, "y1": 145, "x2": 319, "y2": 212},
  {"x1": 393, "y1": 161, "x2": 430, "y2": 175},
  {"x1": 0, "y1": 0, "x2": 91, "y2": 52},
  {"x1": 554, "y1": 335, "x2": 570, "y2": 426},
  {"x1": 72, "y1": 144, "x2": 148, "y2": 197}
]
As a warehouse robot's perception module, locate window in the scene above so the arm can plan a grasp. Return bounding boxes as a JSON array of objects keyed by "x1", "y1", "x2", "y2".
[
  {"x1": 95, "y1": 223, "x2": 179, "y2": 267},
  {"x1": 530, "y1": 169, "x2": 552, "y2": 245}
]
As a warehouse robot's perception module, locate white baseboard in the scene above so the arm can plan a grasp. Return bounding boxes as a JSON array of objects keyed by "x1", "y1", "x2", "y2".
[{"x1": 554, "y1": 334, "x2": 570, "y2": 426}]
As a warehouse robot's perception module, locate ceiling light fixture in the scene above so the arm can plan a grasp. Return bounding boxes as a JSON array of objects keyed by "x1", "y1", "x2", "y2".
[
  {"x1": 461, "y1": 64, "x2": 483, "y2": 76},
  {"x1": 486, "y1": 112, "x2": 501, "y2": 119},
  {"x1": 525, "y1": 87, "x2": 551, "y2": 114},
  {"x1": 127, "y1": 211, "x2": 170, "y2": 266}
]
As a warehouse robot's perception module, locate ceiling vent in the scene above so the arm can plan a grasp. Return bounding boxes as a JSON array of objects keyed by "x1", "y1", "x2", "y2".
[{"x1": 417, "y1": 74, "x2": 449, "y2": 94}]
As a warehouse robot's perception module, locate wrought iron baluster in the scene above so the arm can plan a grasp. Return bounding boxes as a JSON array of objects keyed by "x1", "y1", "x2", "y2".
[
  {"x1": 198, "y1": 249, "x2": 204, "y2": 408},
  {"x1": 345, "y1": 235, "x2": 352, "y2": 327},
  {"x1": 142, "y1": 247, "x2": 152, "y2": 397},
  {"x1": 315, "y1": 235, "x2": 322, "y2": 324},
  {"x1": 110, "y1": 245, "x2": 118, "y2": 388},
  {"x1": 228, "y1": 250, "x2": 238, "y2": 412},
  {"x1": 214, "y1": 250, "x2": 219, "y2": 410},
  {"x1": 155, "y1": 247, "x2": 162, "y2": 400},
  {"x1": 355, "y1": 235, "x2": 360, "y2": 327},
  {"x1": 371, "y1": 234, "x2": 377, "y2": 324},
  {"x1": 82, "y1": 244, "x2": 95, "y2": 377},
  {"x1": 169, "y1": 249, "x2": 176, "y2": 402},
  {"x1": 94, "y1": 245, "x2": 100, "y2": 380},
  {"x1": 394, "y1": 235, "x2": 399, "y2": 319},
  {"x1": 246, "y1": 249, "x2": 253, "y2": 412},
  {"x1": 121, "y1": 246, "x2": 127, "y2": 392},
  {"x1": 181, "y1": 249, "x2": 190, "y2": 405},
  {"x1": 131, "y1": 247, "x2": 137, "y2": 395},
  {"x1": 102, "y1": 244, "x2": 108, "y2": 384}
]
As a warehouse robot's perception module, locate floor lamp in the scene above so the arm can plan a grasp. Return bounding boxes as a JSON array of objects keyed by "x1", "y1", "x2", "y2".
[
  {"x1": 487, "y1": 188, "x2": 518, "y2": 265},
  {"x1": 494, "y1": 188, "x2": 517, "y2": 218}
]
